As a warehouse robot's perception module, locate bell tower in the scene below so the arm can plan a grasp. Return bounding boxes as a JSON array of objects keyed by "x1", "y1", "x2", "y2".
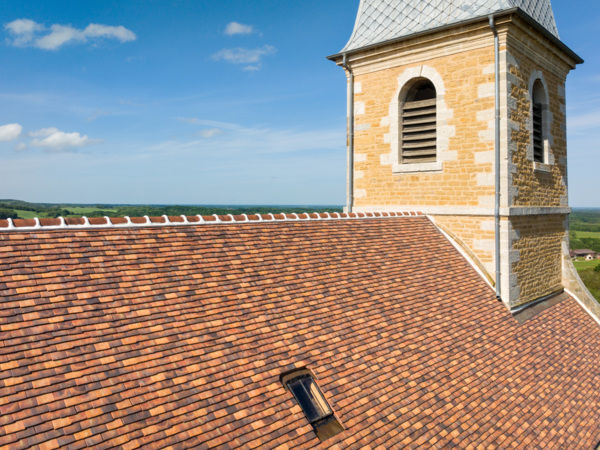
[{"x1": 329, "y1": 0, "x2": 583, "y2": 312}]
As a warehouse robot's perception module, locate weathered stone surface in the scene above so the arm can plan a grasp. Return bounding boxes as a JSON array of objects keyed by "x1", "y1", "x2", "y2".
[{"x1": 342, "y1": 16, "x2": 579, "y2": 308}]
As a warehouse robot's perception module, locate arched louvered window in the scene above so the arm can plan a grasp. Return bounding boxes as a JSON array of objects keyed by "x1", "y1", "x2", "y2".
[
  {"x1": 532, "y1": 79, "x2": 547, "y2": 164},
  {"x1": 400, "y1": 79, "x2": 437, "y2": 164}
]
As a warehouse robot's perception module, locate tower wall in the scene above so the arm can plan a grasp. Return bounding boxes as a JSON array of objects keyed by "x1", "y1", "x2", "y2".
[
  {"x1": 502, "y1": 19, "x2": 574, "y2": 306},
  {"x1": 349, "y1": 24, "x2": 499, "y2": 280},
  {"x1": 351, "y1": 31, "x2": 496, "y2": 212},
  {"x1": 339, "y1": 16, "x2": 579, "y2": 310}
]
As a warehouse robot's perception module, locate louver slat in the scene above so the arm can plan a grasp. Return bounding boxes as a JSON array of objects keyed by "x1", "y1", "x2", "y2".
[
  {"x1": 533, "y1": 104, "x2": 544, "y2": 163},
  {"x1": 401, "y1": 99, "x2": 437, "y2": 163}
]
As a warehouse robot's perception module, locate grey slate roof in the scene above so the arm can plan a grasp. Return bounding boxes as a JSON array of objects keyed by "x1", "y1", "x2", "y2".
[{"x1": 341, "y1": 0, "x2": 559, "y2": 52}]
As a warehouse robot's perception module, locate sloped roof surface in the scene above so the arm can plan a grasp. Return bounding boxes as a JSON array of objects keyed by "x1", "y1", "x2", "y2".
[
  {"x1": 1, "y1": 215, "x2": 599, "y2": 448},
  {"x1": 342, "y1": 0, "x2": 559, "y2": 52}
]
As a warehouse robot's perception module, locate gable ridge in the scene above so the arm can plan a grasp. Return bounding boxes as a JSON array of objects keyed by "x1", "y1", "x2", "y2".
[{"x1": 0, "y1": 211, "x2": 424, "y2": 232}]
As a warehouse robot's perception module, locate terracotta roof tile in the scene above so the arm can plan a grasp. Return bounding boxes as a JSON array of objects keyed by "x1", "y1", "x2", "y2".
[
  {"x1": 129, "y1": 217, "x2": 147, "y2": 225},
  {"x1": 88, "y1": 217, "x2": 108, "y2": 225},
  {"x1": 12, "y1": 218, "x2": 36, "y2": 227},
  {"x1": 0, "y1": 215, "x2": 598, "y2": 447},
  {"x1": 109, "y1": 217, "x2": 127, "y2": 225},
  {"x1": 64, "y1": 217, "x2": 85, "y2": 226},
  {"x1": 38, "y1": 218, "x2": 61, "y2": 226}
]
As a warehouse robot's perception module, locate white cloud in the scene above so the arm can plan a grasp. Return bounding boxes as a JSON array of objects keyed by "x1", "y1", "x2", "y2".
[
  {"x1": 30, "y1": 127, "x2": 95, "y2": 149},
  {"x1": 212, "y1": 45, "x2": 276, "y2": 71},
  {"x1": 84, "y1": 24, "x2": 136, "y2": 41},
  {"x1": 0, "y1": 123, "x2": 23, "y2": 142},
  {"x1": 150, "y1": 120, "x2": 344, "y2": 157},
  {"x1": 4, "y1": 19, "x2": 42, "y2": 46},
  {"x1": 15, "y1": 142, "x2": 27, "y2": 151},
  {"x1": 199, "y1": 128, "x2": 224, "y2": 138},
  {"x1": 4, "y1": 18, "x2": 136, "y2": 50},
  {"x1": 176, "y1": 118, "x2": 241, "y2": 130},
  {"x1": 224, "y1": 22, "x2": 254, "y2": 36},
  {"x1": 35, "y1": 24, "x2": 85, "y2": 50}
]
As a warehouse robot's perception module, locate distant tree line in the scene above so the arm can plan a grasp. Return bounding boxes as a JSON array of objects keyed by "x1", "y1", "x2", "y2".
[
  {"x1": 569, "y1": 210, "x2": 600, "y2": 251},
  {"x1": 0, "y1": 208, "x2": 20, "y2": 220},
  {"x1": 570, "y1": 233, "x2": 600, "y2": 252},
  {"x1": 0, "y1": 200, "x2": 343, "y2": 220}
]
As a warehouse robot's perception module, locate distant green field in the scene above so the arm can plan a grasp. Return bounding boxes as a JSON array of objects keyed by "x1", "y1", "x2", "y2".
[
  {"x1": 11, "y1": 207, "x2": 117, "y2": 219},
  {"x1": 0, "y1": 200, "x2": 343, "y2": 221},
  {"x1": 64, "y1": 206, "x2": 118, "y2": 215},
  {"x1": 572, "y1": 231, "x2": 600, "y2": 239},
  {"x1": 573, "y1": 259, "x2": 600, "y2": 271},
  {"x1": 573, "y1": 258, "x2": 600, "y2": 303},
  {"x1": 13, "y1": 209, "x2": 38, "y2": 219}
]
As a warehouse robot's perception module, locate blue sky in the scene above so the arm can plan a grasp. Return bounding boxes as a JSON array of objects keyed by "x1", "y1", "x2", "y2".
[{"x1": 0, "y1": 1, "x2": 598, "y2": 206}]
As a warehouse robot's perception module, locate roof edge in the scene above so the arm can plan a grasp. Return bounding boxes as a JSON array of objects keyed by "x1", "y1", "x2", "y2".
[
  {"x1": 327, "y1": 8, "x2": 583, "y2": 65},
  {"x1": 0, "y1": 211, "x2": 425, "y2": 232}
]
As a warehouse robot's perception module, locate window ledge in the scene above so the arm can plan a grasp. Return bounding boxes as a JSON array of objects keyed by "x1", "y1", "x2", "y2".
[
  {"x1": 393, "y1": 161, "x2": 442, "y2": 173},
  {"x1": 533, "y1": 162, "x2": 552, "y2": 173}
]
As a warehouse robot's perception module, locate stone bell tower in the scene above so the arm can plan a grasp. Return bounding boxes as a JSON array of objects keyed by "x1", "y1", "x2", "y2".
[{"x1": 329, "y1": 0, "x2": 583, "y2": 312}]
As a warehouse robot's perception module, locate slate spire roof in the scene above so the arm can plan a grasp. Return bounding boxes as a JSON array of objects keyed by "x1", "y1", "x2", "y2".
[{"x1": 341, "y1": 0, "x2": 559, "y2": 52}]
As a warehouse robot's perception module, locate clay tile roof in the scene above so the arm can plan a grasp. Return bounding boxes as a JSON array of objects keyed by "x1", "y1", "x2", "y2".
[
  {"x1": 64, "y1": 217, "x2": 85, "y2": 226},
  {"x1": 39, "y1": 218, "x2": 61, "y2": 226},
  {"x1": 88, "y1": 217, "x2": 108, "y2": 225},
  {"x1": 109, "y1": 217, "x2": 127, "y2": 225},
  {"x1": 130, "y1": 216, "x2": 148, "y2": 225},
  {"x1": 0, "y1": 214, "x2": 599, "y2": 447},
  {"x1": 12, "y1": 218, "x2": 36, "y2": 227}
]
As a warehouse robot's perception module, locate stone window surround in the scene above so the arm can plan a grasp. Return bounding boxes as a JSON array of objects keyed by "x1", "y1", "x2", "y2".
[
  {"x1": 528, "y1": 71, "x2": 554, "y2": 172},
  {"x1": 387, "y1": 65, "x2": 453, "y2": 174}
]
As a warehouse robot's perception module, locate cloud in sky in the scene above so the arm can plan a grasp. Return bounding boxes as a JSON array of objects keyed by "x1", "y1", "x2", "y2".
[
  {"x1": 568, "y1": 110, "x2": 600, "y2": 132},
  {"x1": 177, "y1": 118, "x2": 239, "y2": 128},
  {"x1": 199, "y1": 128, "x2": 224, "y2": 138},
  {"x1": 224, "y1": 22, "x2": 254, "y2": 36},
  {"x1": 30, "y1": 127, "x2": 95, "y2": 149},
  {"x1": 4, "y1": 19, "x2": 42, "y2": 46},
  {"x1": 0, "y1": 123, "x2": 22, "y2": 142},
  {"x1": 4, "y1": 19, "x2": 136, "y2": 50},
  {"x1": 157, "y1": 119, "x2": 343, "y2": 156},
  {"x1": 212, "y1": 45, "x2": 276, "y2": 71}
]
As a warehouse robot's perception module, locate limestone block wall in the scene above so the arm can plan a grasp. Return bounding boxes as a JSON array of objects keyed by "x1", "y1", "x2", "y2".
[
  {"x1": 350, "y1": 39, "x2": 502, "y2": 282},
  {"x1": 510, "y1": 215, "x2": 566, "y2": 306},
  {"x1": 432, "y1": 215, "x2": 495, "y2": 276},
  {"x1": 351, "y1": 44, "x2": 496, "y2": 211},
  {"x1": 343, "y1": 18, "x2": 579, "y2": 310},
  {"x1": 500, "y1": 24, "x2": 574, "y2": 307},
  {"x1": 505, "y1": 30, "x2": 570, "y2": 208}
]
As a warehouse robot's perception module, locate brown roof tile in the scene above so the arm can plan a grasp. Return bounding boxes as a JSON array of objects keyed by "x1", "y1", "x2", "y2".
[
  {"x1": 0, "y1": 216, "x2": 598, "y2": 448},
  {"x1": 88, "y1": 217, "x2": 108, "y2": 225},
  {"x1": 12, "y1": 218, "x2": 36, "y2": 227}
]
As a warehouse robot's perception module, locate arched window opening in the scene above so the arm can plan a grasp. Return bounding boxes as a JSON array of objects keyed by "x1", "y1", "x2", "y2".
[
  {"x1": 532, "y1": 80, "x2": 547, "y2": 163},
  {"x1": 401, "y1": 79, "x2": 437, "y2": 164},
  {"x1": 281, "y1": 369, "x2": 343, "y2": 442}
]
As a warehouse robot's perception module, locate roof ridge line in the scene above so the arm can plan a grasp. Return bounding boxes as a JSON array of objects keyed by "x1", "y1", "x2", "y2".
[{"x1": 0, "y1": 211, "x2": 424, "y2": 232}]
